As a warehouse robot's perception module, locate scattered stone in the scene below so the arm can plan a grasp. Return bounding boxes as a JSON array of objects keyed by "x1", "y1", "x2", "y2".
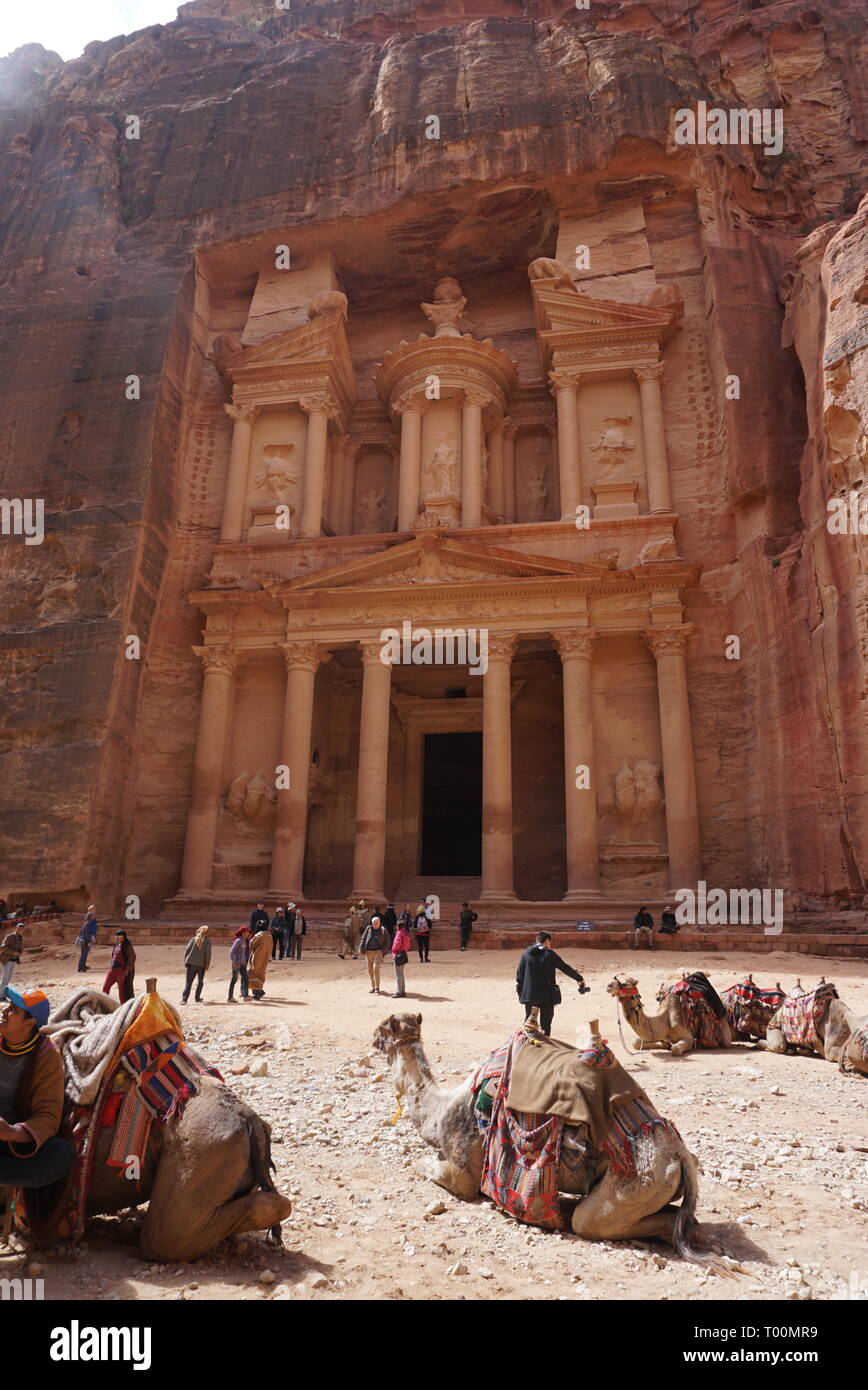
[
  {"x1": 250, "y1": 1059, "x2": 269, "y2": 1077},
  {"x1": 259, "y1": 1270, "x2": 276, "y2": 1285},
  {"x1": 446, "y1": 1262, "x2": 468, "y2": 1276}
]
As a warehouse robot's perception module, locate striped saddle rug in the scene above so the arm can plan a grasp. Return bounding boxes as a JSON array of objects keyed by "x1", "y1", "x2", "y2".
[
  {"x1": 722, "y1": 979, "x2": 786, "y2": 1040},
  {"x1": 779, "y1": 983, "x2": 838, "y2": 1050}
]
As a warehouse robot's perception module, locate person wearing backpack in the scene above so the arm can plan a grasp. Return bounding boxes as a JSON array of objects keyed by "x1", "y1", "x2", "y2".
[
  {"x1": 360, "y1": 914, "x2": 389, "y2": 995},
  {"x1": 413, "y1": 903, "x2": 430, "y2": 963}
]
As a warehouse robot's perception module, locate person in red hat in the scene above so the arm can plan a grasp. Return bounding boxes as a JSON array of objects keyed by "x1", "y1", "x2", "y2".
[{"x1": 0, "y1": 986, "x2": 73, "y2": 1190}]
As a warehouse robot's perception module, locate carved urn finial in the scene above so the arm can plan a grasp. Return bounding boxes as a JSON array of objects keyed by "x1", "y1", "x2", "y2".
[{"x1": 421, "y1": 277, "x2": 467, "y2": 338}]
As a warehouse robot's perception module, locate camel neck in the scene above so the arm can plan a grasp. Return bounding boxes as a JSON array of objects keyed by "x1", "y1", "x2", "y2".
[{"x1": 395, "y1": 1040, "x2": 435, "y2": 1092}]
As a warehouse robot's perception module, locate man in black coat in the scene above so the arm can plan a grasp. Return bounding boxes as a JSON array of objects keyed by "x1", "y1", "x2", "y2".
[
  {"x1": 459, "y1": 903, "x2": 478, "y2": 951},
  {"x1": 631, "y1": 905, "x2": 655, "y2": 951},
  {"x1": 515, "y1": 931, "x2": 586, "y2": 1037},
  {"x1": 250, "y1": 902, "x2": 270, "y2": 934},
  {"x1": 381, "y1": 904, "x2": 397, "y2": 945}
]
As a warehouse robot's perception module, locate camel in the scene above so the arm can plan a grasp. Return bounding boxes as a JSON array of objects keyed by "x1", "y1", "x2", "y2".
[
  {"x1": 760, "y1": 979, "x2": 866, "y2": 1073},
  {"x1": 29, "y1": 982, "x2": 292, "y2": 1260},
  {"x1": 720, "y1": 975, "x2": 785, "y2": 1041},
  {"x1": 371, "y1": 1012, "x2": 703, "y2": 1254},
  {"x1": 608, "y1": 976, "x2": 732, "y2": 1054}
]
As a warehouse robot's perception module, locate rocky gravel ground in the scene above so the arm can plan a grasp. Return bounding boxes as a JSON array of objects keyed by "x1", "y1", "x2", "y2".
[{"x1": 4, "y1": 943, "x2": 867, "y2": 1302}]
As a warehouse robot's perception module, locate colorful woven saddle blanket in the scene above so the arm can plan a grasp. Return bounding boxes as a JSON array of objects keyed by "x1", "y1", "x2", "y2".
[
  {"x1": 474, "y1": 1028, "x2": 682, "y2": 1230},
  {"x1": 661, "y1": 979, "x2": 729, "y2": 1048},
  {"x1": 722, "y1": 979, "x2": 786, "y2": 1039},
  {"x1": 778, "y1": 983, "x2": 838, "y2": 1050}
]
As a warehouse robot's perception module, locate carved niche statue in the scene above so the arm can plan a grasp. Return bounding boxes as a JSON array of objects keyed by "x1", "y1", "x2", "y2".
[
  {"x1": 590, "y1": 417, "x2": 636, "y2": 477},
  {"x1": 225, "y1": 770, "x2": 277, "y2": 827},
  {"x1": 613, "y1": 759, "x2": 665, "y2": 828},
  {"x1": 429, "y1": 438, "x2": 459, "y2": 496},
  {"x1": 255, "y1": 443, "x2": 300, "y2": 500}
]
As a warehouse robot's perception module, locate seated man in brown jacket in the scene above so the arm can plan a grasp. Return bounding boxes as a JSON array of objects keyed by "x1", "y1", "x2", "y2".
[{"x1": 0, "y1": 987, "x2": 73, "y2": 1190}]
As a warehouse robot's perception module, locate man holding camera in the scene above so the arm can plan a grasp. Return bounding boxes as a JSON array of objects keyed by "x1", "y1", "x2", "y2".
[{"x1": 515, "y1": 931, "x2": 588, "y2": 1037}]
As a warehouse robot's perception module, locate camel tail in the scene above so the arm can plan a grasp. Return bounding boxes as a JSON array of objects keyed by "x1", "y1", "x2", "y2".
[
  {"x1": 673, "y1": 1153, "x2": 737, "y2": 1276},
  {"x1": 246, "y1": 1114, "x2": 284, "y2": 1248}
]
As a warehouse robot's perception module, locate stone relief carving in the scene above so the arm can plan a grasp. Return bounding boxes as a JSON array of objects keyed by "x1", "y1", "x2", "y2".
[
  {"x1": 638, "y1": 534, "x2": 679, "y2": 563},
  {"x1": 254, "y1": 443, "x2": 300, "y2": 500},
  {"x1": 590, "y1": 417, "x2": 636, "y2": 477},
  {"x1": 528, "y1": 257, "x2": 576, "y2": 291},
  {"x1": 225, "y1": 770, "x2": 276, "y2": 826},
  {"x1": 308, "y1": 761, "x2": 336, "y2": 807},
  {"x1": 356, "y1": 485, "x2": 387, "y2": 530},
  {"x1": 429, "y1": 439, "x2": 459, "y2": 495},
  {"x1": 308, "y1": 289, "x2": 348, "y2": 320},
  {"x1": 612, "y1": 759, "x2": 665, "y2": 830}
]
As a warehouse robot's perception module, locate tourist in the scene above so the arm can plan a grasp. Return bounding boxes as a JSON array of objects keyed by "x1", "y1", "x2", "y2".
[
  {"x1": 390, "y1": 915, "x2": 411, "y2": 998},
  {"x1": 77, "y1": 905, "x2": 98, "y2": 973},
  {"x1": 659, "y1": 904, "x2": 679, "y2": 936},
  {"x1": 339, "y1": 905, "x2": 360, "y2": 960},
  {"x1": 515, "y1": 931, "x2": 587, "y2": 1037},
  {"x1": 381, "y1": 903, "x2": 397, "y2": 945},
  {"x1": 357, "y1": 899, "x2": 372, "y2": 933},
  {"x1": 413, "y1": 902, "x2": 431, "y2": 963},
  {"x1": 250, "y1": 901, "x2": 270, "y2": 934},
  {"x1": 0, "y1": 923, "x2": 23, "y2": 993},
  {"x1": 286, "y1": 903, "x2": 306, "y2": 960},
  {"x1": 181, "y1": 925, "x2": 212, "y2": 1004},
  {"x1": 397, "y1": 903, "x2": 412, "y2": 936},
  {"x1": 228, "y1": 927, "x2": 250, "y2": 1003},
  {"x1": 270, "y1": 906, "x2": 286, "y2": 960},
  {"x1": 248, "y1": 926, "x2": 271, "y2": 1001},
  {"x1": 360, "y1": 914, "x2": 389, "y2": 995},
  {"x1": 103, "y1": 929, "x2": 136, "y2": 1003},
  {"x1": 0, "y1": 986, "x2": 75, "y2": 1197},
  {"x1": 459, "y1": 902, "x2": 477, "y2": 951},
  {"x1": 631, "y1": 905, "x2": 655, "y2": 951},
  {"x1": 13, "y1": 899, "x2": 28, "y2": 920}
]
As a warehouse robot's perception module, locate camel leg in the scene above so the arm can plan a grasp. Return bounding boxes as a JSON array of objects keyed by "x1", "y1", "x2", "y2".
[
  {"x1": 141, "y1": 1182, "x2": 291, "y2": 1262},
  {"x1": 719, "y1": 1019, "x2": 733, "y2": 1048},
  {"x1": 671, "y1": 1036, "x2": 692, "y2": 1055},
  {"x1": 571, "y1": 1162, "x2": 682, "y2": 1244},
  {"x1": 757, "y1": 1027, "x2": 787, "y2": 1053},
  {"x1": 416, "y1": 1151, "x2": 479, "y2": 1202}
]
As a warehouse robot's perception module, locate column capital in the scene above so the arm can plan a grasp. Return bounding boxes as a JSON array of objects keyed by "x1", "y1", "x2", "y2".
[
  {"x1": 280, "y1": 640, "x2": 325, "y2": 674},
  {"x1": 487, "y1": 633, "x2": 518, "y2": 663},
  {"x1": 298, "y1": 392, "x2": 338, "y2": 419},
  {"x1": 463, "y1": 386, "x2": 493, "y2": 411},
  {"x1": 393, "y1": 389, "x2": 429, "y2": 416},
  {"x1": 644, "y1": 624, "x2": 692, "y2": 659},
  {"x1": 635, "y1": 363, "x2": 665, "y2": 386},
  {"x1": 224, "y1": 402, "x2": 257, "y2": 425},
  {"x1": 548, "y1": 368, "x2": 580, "y2": 395},
  {"x1": 359, "y1": 638, "x2": 392, "y2": 668},
  {"x1": 193, "y1": 644, "x2": 237, "y2": 675},
  {"x1": 553, "y1": 628, "x2": 597, "y2": 661}
]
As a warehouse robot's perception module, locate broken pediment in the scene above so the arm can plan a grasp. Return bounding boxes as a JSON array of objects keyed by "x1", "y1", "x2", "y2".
[
  {"x1": 529, "y1": 275, "x2": 681, "y2": 375},
  {"x1": 211, "y1": 307, "x2": 357, "y2": 424}
]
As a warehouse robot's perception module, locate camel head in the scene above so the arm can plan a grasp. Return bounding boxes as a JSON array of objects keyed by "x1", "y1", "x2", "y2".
[
  {"x1": 607, "y1": 976, "x2": 640, "y2": 1002},
  {"x1": 372, "y1": 1012, "x2": 423, "y2": 1060}
]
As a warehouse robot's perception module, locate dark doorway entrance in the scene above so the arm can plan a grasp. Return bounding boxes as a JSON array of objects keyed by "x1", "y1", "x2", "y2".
[{"x1": 420, "y1": 731, "x2": 482, "y2": 875}]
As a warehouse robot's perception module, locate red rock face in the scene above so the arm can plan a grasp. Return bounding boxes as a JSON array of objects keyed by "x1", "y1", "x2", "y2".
[{"x1": 0, "y1": 1, "x2": 865, "y2": 912}]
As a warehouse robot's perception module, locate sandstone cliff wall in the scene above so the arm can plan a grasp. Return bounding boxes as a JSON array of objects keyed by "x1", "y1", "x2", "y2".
[{"x1": 0, "y1": 0, "x2": 865, "y2": 909}]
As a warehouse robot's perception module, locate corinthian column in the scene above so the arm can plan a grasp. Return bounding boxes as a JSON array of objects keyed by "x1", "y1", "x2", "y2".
[
  {"x1": 635, "y1": 364, "x2": 672, "y2": 514},
  {"x1": 351, "y1": 641, "x2": 393, "y2": 898},
  {"x1": 553, "y1": 629, "x2": 599, "y2": 897},
  {"x1": 269, "y1": 641, "x2": 324, "y2": 898},
  {"x1": 461, "y1": 388, "x2": 489, "y2": 529},
  {"x1": 645, "y1": 625, "x2": 701, "y2": 890},
  {"x1": 395, "y1": 393, "x2": 424, "y2": 531},
  {"x1": 221, "y1": 403, "x2": 257, "y2": 543},
  {"x1": 181, "y1": 646, "x2": 237, "y2": 893},
  {"x1": 481, "y1": 633, "x2": 518, "y2": 900},
  {"x1": 549, "y1": 370, "x2": 581, "y2": 521},
  {"x1": 299, "y1": 394, "x2": 333, "y2": 537}
]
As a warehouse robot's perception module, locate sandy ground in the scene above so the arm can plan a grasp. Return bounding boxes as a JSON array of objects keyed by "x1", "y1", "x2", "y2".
[{"x1": 5, "y1": 939, "x2": 868, "y2": 1303}]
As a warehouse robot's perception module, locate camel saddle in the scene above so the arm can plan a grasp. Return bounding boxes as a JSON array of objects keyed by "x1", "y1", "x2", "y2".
[{"x1": 504, "y1": 1033, "x2": 648, "y2": 1147}]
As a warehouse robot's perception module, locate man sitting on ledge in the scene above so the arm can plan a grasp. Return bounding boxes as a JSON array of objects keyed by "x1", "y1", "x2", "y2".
[{"x1": 0, "y1": 987, "x2": 73, "y2": 1193}]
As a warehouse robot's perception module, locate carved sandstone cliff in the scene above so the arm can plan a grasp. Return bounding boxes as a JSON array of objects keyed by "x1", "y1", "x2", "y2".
[{"x1": 0, "y1": 0, "x2": 865, "y2": 909}]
